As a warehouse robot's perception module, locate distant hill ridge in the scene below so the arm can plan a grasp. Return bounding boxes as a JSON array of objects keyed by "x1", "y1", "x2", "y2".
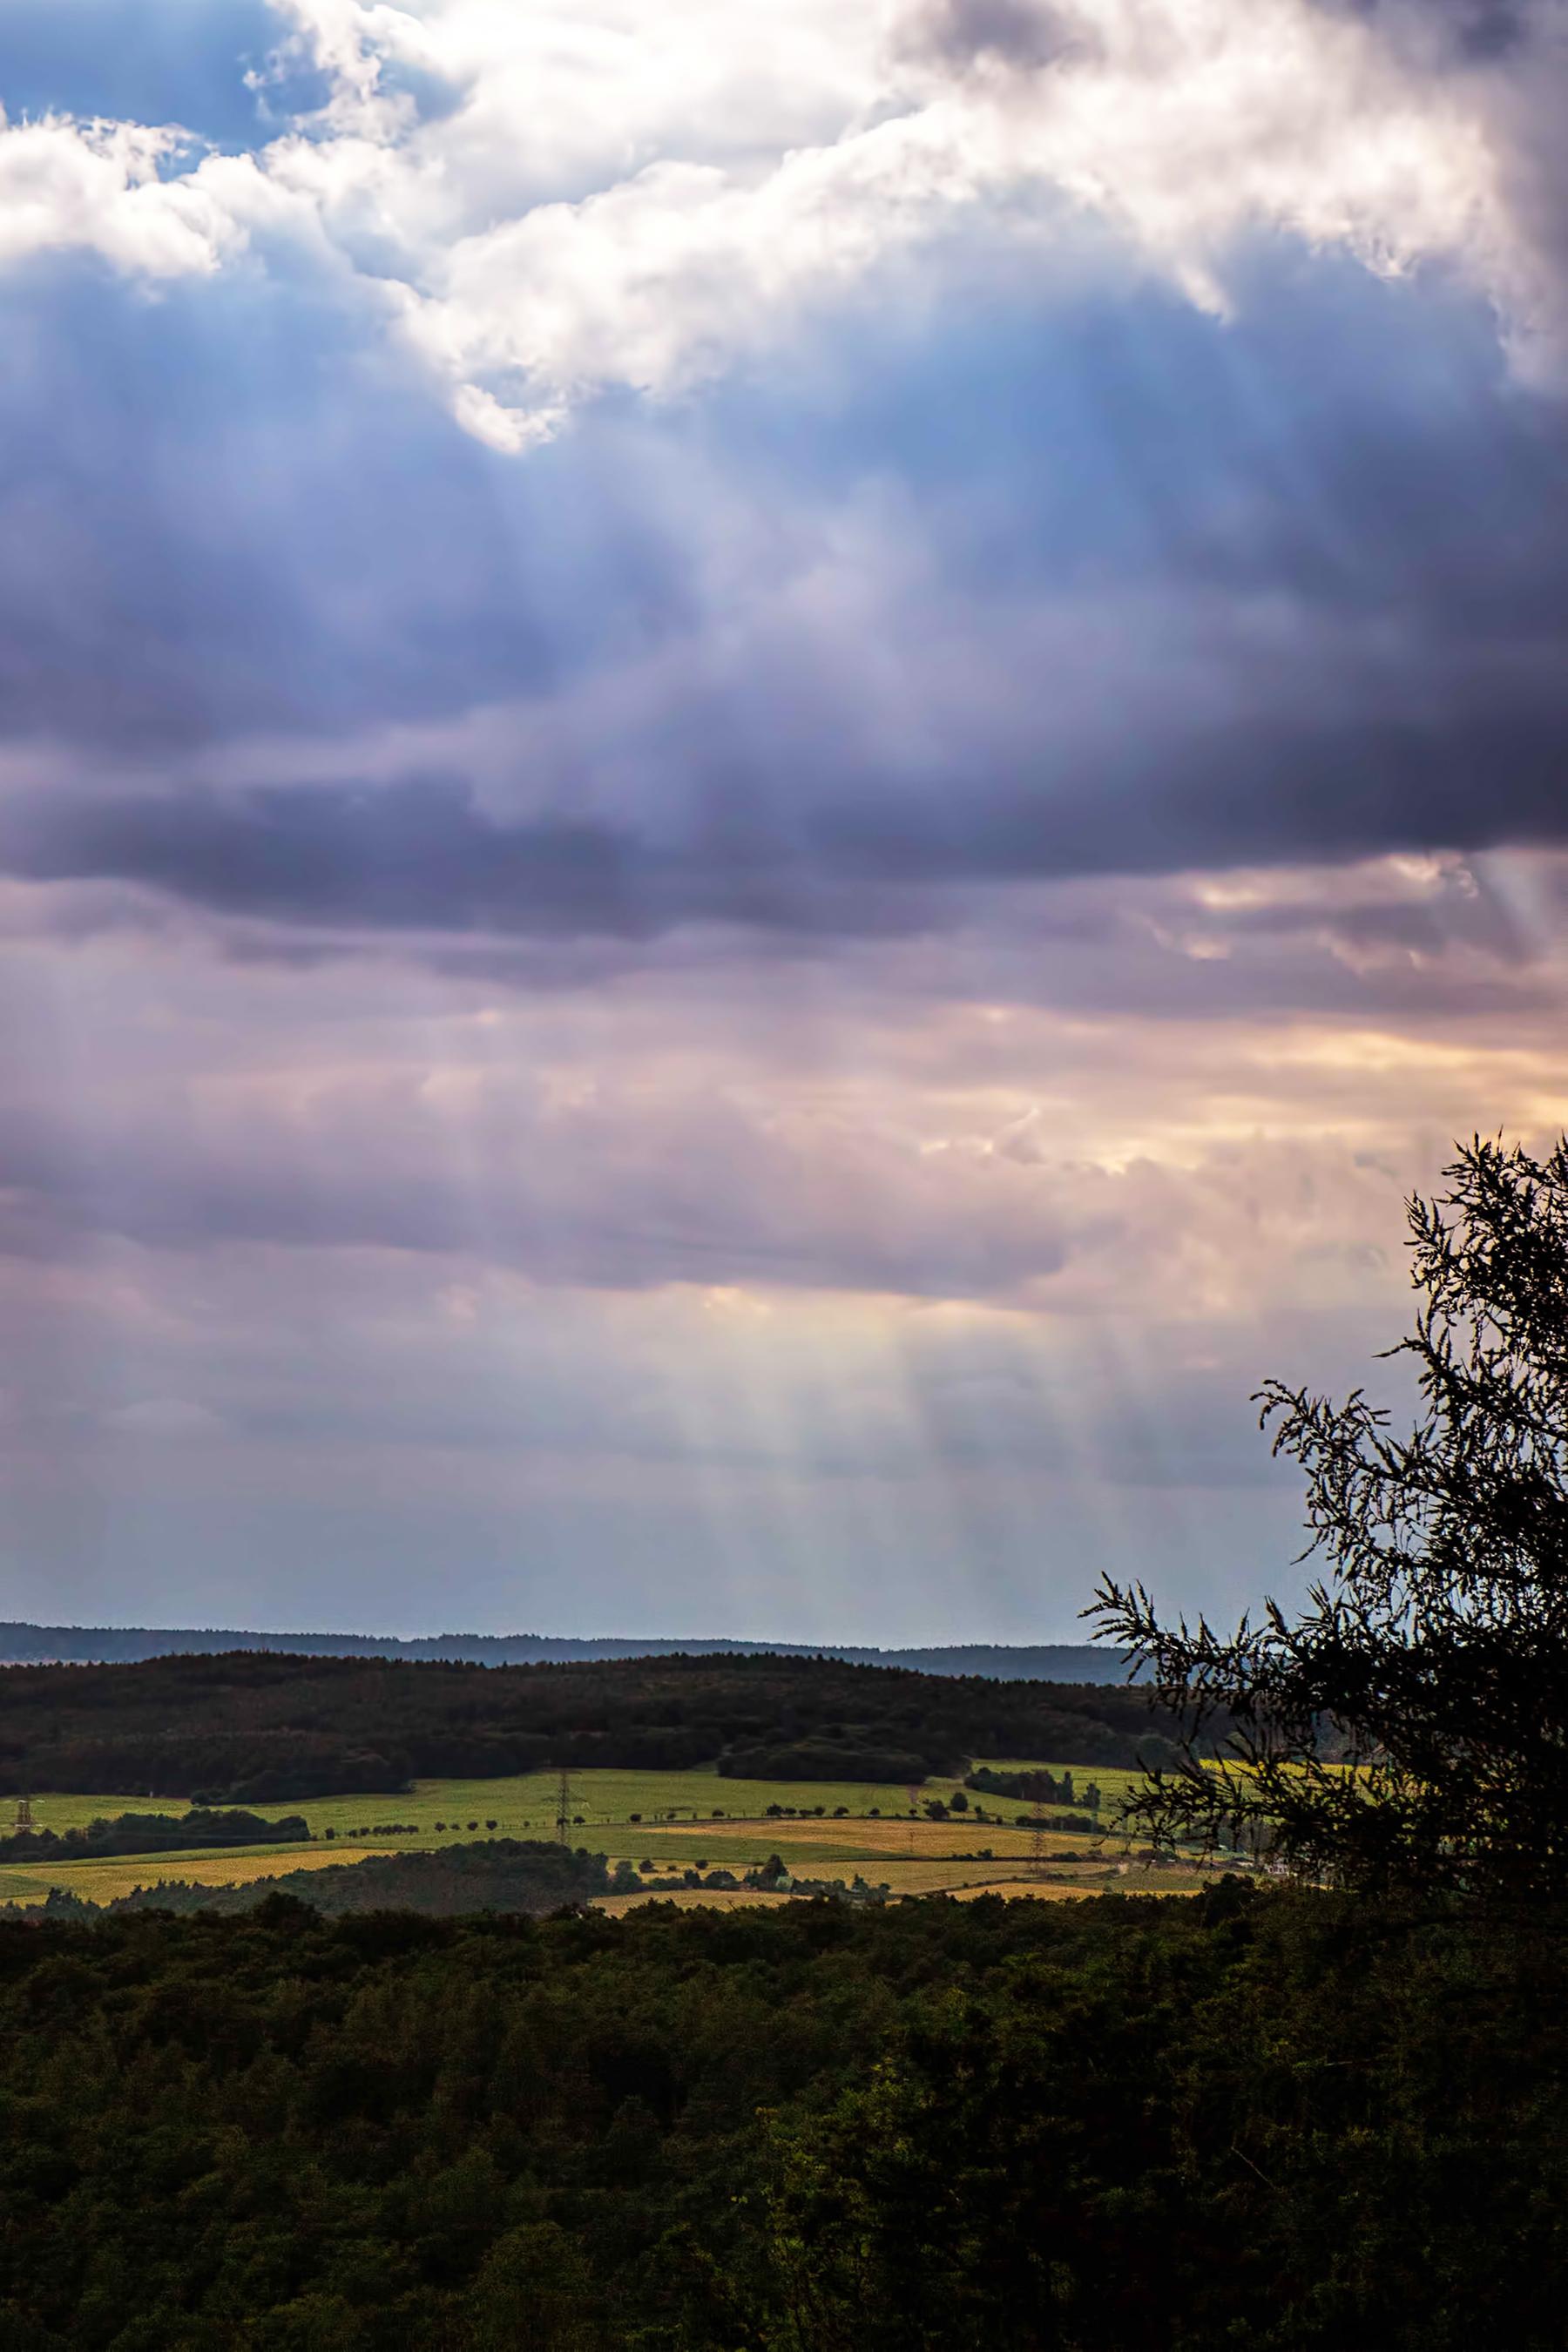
[{"x1": 0, "y1": 1622, "x2": 1131, "y2": 1682}]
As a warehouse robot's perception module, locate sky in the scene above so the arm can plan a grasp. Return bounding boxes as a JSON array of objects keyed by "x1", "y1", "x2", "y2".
[{"x1": 0, "y1": 0, "x2": 1567, "y2": 1642}]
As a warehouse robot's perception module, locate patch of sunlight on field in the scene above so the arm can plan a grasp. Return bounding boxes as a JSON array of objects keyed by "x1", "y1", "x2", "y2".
[
  {"x1": 594, "y1": 1861, "x2": 1221, "y2": 1911},
  {"x1": 601, "y1": 1821, "x2": 1115, "y2": 1882},
  {"x1": 871, "y1": 1857, "x2": 1085, "y2": 1893},
  {"x1": 646, "y1": 1815, "x2": 1098, "y2": 1857},
  {"x1": 594, "y1": 1830, "x2": 1109, "y2": 1883},
  {"x1": 0, "y1": 1843, "x2": 386, "y2": 1905},
  {"x1": 936, "y1": 1875, "x2": 1214, "y2": 1904},
  {"x1": 929, "y1": 1866, "x2": 1209, "y2": 1902},
  {"x1": 943, "y1": 1879, "x2": 1099, "y2": 1903},
  {"x1": 595, "y1": 1889, "x2": 794, "y2": 1916}
]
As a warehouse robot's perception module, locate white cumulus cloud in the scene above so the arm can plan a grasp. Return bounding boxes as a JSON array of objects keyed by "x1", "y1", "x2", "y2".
[{"x1": 0, "y1": 0, "x2": 1556, "y2": 443}]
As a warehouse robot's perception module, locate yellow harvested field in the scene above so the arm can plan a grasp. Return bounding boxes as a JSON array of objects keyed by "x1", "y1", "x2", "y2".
[
  {"x1": 644, "y1": 1815, "x2": 1105, "y2": 1858},
  {"x1": 597, "y1": 1877, "x2": 1113, "y2": 1912},
  {"x1": 943, "y1": 1879, "x2": 1098, "y2": 1903},
  {"x1": 595, "y1": 1888, "x2": 793, "y2": 1915},
  {"x1": 942, "y1": 1876, "x2": 1203, "y2": 1902},
  {"x1": 862, "y1": 1858, "x2": 1087, "y2": 1893},
  {"x1": 2, "y1": 1842, "x2": 388, "y2": 1906}
]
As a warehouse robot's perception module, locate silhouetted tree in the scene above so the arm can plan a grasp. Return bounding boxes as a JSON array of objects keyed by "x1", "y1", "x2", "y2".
[{"x1": 1092, "y1": 1137, "x2": 1568, "y2": 1899}]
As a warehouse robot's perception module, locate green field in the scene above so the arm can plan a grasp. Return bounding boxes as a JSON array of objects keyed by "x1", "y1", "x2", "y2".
[
  {"x1": 0, "y1": 1758, "x2": 1141, "y2": 1839},
  {"x1": 0, "y1": 1760, "x2": 1183, "y2": 1909}
]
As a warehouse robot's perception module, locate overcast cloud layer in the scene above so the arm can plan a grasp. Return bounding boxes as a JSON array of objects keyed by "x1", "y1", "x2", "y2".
[{"x1": 0, "y1": 0, "x2": 1565, "y2": 1639}]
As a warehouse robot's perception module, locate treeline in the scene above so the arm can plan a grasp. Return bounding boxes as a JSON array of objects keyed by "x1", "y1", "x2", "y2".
[
  {"x1": 0, "y1": 1621, "x2": 1133, "y2": 1682},
  {"x1": 965, "y1": 1764, "x2": 1102, "y2": 1808},
  {"x1": 0, "y1": 1650, "x2": 1188, "y2": 1800},
  {"x1": 0, "y1": 1808, "x2": 308, "y2": 1868},
  {"x1": 0, "y1": 1887, "x2": 1561, "y2": 2349},
  {"x1": 717, "y1": 1740, "x2": 934, "y2": 1783}
]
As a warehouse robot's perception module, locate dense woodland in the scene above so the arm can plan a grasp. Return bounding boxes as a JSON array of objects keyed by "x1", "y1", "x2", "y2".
[
  {"x1": 0, "y1": 1650, "x2": 1187, "y2": 1798},
  {"x1": 0, "y1": 1884, "x2": 1561, "y2": 2349}
]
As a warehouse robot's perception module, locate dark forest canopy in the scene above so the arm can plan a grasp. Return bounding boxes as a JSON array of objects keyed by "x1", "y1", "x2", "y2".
[
  {"x1": 0, "y1": 1649, "x2": 1185, "y2": 1800},
  {"x1": 0, "y1": 1888, "x2": 1562, "y2": 2350}
]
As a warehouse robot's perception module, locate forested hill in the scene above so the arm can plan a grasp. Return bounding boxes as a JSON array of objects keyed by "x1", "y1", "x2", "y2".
[
  {"x1": 0, "y1": 1622, "x2": 1129, "y2": 1680},
  {"x1": 0, "y1": 1649, "x2": 1180, "y2": 1801}
]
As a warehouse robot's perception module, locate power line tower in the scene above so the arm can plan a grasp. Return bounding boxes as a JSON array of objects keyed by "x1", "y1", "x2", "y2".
[
  {"x1": 555, "y1": 1769, "x2": 571, "y2": 1845},
  {"x1": 1030, "y1": 1819, "x2": 1049, "y2": 1882}
]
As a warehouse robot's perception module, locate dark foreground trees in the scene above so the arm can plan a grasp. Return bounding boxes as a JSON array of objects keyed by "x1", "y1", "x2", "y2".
[
  {"x1": 1, "y1": 1886, "x2": 1565, "y2": 2351},
  {"x1": 1093, "y1": 1136, "x2": 1568, "y2": 1896}
]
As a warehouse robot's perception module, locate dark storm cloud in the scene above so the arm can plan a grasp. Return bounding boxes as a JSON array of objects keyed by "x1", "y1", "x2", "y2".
[
  {"x1": 0, "y1": 778, "x2": 918, "y2": 941},
  {"x1": 4, "y1": 781, "x2": 659, "y2": 937},
  {"x1": 0, "y1": 264, "x2": 692, "y2": 750},
  {"x1": 901, "y1": 0, "x2": 1082, "y2": 69},
  {"x1": 811, "y1": 708, "x2": 1568, "y2": 890},
  {"x1": 1313, "y1": 0, "x2": 1529, "y2": 66},
  {"x1": 3, "y1": 226, "x2": 1568, "y2": 944},
  {"x1": 8, "y1": 695, "x2": 1568, "y2": 949}
]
